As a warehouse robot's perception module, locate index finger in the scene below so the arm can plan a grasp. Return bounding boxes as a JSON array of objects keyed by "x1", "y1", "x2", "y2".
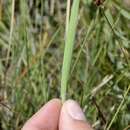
[{"x1": 22, "y1": 99, "x2": 62, "y2": 130}]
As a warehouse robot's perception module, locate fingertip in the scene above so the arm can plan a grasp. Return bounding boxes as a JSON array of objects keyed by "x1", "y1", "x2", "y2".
[
  {"x1": 59, "y1": 99, "x2": 93, "y2": 130},
  {"x1": 51, "y1": 98, "x2": 62, "y2": 104},
  {"x1": 63, "y1": 100, "x2": 86, "y2": 121},
  {"x1": 22, "y1": 98, "x2": 62, "y2": 130}
]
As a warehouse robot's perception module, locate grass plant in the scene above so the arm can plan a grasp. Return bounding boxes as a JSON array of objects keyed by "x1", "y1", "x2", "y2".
[
  {"x1": 0, "y1": 0, "x2": 130, "y2": 130},
  {"x1": 61, "y1": 0, "x2": 80, "y2": 102}
]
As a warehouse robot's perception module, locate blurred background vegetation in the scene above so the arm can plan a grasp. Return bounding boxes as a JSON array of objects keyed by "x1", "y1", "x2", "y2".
[{"x1": 0, "y1": 0, "x2": 130, "y2": 130}]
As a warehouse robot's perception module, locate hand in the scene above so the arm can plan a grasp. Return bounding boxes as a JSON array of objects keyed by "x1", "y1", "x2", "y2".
[{"x1": 22, "y1": 99, "x2": 93, "y2": 130}]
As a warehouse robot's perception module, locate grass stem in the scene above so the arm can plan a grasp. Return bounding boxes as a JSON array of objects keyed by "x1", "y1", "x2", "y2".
[{"x1": 61, "y1": 0, "x2": 80, "y2": 102}]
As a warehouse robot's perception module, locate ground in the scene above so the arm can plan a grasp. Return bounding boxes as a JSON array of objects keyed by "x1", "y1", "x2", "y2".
[{"x1": 0, "y1": 0, "x2": 130, "y2": 130}]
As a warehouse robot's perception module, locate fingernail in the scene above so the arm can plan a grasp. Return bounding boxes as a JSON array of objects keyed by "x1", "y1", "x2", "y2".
[{"x1": 66, "y1": 100, "x2": 86, "y2": 121}]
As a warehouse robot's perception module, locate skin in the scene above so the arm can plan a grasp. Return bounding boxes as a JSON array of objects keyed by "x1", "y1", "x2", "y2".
[{"x1": 22, "y1": 99, "x2": 93, "y2": 130}]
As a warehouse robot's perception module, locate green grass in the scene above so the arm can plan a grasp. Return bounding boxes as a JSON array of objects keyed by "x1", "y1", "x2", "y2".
[
  {"x1": 0, "y1": 0, "x2": 130, "y2": 130},
  {"x1": 61, "y1": 0, "x2": 80, "y2": 102}
]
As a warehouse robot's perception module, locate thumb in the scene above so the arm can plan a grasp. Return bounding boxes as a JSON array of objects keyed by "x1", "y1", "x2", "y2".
[{"x1": 59, "y1": 100, "x2": 93, "y2": 130}]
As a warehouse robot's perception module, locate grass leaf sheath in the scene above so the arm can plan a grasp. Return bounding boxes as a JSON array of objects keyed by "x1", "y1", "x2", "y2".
[{"x1": 61, "y1": 0, "x2": 80, "y2": 102}]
